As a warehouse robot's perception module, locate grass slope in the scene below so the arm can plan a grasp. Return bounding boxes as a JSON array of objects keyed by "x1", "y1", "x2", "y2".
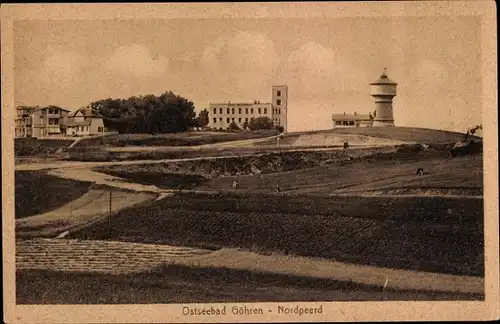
[
  {"x1": 15, "y1": 171, "x2": 92, "y2": 218},
  {"x1": 15, "y1": 138, "x2": 74, "y2": 157},
  {"x1": 200, "y1": 154, "x2": 482, "y2": 195},
  {"x1": 16, "y1": 266, "x2": 481, "y2": 304},
  {"x1": 73, "y1": 130, "x2": 277, "y2": 148},
  {"x1": 70, "y1": 193, "x2": 484, "y2": 276}
]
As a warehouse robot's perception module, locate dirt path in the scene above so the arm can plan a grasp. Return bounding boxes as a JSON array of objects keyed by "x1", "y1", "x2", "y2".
[
  {"x1": 16, "y1": 189, "x2": 156, "y2": 239},
  {"x1": 292, "y1": 133, "x2": 413, "y2": 147},
  {"x1": 16, "y1": 239, "x2": 483, "y2": 295}
]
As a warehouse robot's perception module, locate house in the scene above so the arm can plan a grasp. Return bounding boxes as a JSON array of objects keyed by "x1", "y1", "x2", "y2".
[
  {"x1": 66, "y1": 108, "x2": 107, "y2": 136},
  {"x1": 332, "y1": 112, "x2": 373, "y2": 128},
  {"x1": 15, "y1": 105, "x2": 70, "y2": 138}
]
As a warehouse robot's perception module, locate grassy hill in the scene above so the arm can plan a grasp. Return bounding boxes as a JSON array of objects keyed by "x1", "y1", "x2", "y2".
[
  {"x1": 254, "y1": 127, "x2": 478, "y2": 147},
  {"x1": 15, "y1": 138, "x2": 74, "y2": 157},
  {"x1": 326, "y1": 127, "x2": 479, "y2": 144}
]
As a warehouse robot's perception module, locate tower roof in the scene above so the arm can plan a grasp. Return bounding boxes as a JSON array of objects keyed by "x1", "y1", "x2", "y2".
[{"x1": 370, "y1": 68, "x2": 398, "y2": 85}]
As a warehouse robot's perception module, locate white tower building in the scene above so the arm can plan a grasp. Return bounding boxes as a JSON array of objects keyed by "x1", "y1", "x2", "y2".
[{"x1": 370, "y1": 68, "x2": 398, "y2": 127}]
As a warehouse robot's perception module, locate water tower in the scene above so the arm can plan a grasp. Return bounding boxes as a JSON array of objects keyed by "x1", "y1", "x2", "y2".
[{"x1": 370, "y1": 68, "x2": 398, "y2": 127}]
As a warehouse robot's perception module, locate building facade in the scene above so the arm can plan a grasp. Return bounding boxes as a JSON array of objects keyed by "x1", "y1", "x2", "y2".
[
  {"x1": 332, "y1": 112, "x2": 373, "y2": 128},
  {"x1": 66, "y1": 108, "x2": 107, "y2": 136},
  {"x1": 208, "y1": 85, "x2": 288, "y2": 131},
  {"x1": 15, "y1": 105, "x2": 70, "y2": 138},
  {"x1": 15, "y1": 106, "x2": 109, "y2": 138}
]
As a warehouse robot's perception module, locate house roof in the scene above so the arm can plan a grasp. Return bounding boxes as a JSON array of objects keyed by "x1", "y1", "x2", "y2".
[
  {"x1": 332, "y1": 113, "x2": 371, "y2": 121},
  {"x1": 370, "y1": 70, "x2": 397, "y2": 85},
  {"x1": 69, "y1": 107, "x2": 105, "y2": 118},
  {"x1": 17, "y1": 105, "x2": 71, "y2": 111},
  {"x1": 16, "y1": 106, "x2": 38, "y2": 110},
  {"x1": 209, "y1": 102, "x2": 273, "y2": 106},
  {"x1": 35, "y1": 105, "x2": 71, "y2": 112}
]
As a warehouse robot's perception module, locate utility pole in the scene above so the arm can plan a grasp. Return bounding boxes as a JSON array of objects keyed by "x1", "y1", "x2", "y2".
[{"x1": 109, "y1": 188, "x2": 112, "y2": 239}]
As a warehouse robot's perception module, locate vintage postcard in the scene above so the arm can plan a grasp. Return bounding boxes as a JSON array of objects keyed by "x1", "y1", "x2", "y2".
[{"x1": 2, "y1": 1, "x2": 499, "y2": 323}]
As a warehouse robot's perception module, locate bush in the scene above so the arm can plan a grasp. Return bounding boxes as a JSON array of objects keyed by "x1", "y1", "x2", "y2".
[
  {"x1": 450, "y1": 140, "x2": 483, "y2": 157},
  {"x1": 228, "y1": 121, "x2": 240, "y2": 131},
  {"x1": 248, "y1": 117, "x2": 273, "y2": 131}
]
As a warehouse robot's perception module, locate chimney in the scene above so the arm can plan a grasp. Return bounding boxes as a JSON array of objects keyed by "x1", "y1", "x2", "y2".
[{"x1": 344, "y1": 112, "x2": 346, "y2": 116}]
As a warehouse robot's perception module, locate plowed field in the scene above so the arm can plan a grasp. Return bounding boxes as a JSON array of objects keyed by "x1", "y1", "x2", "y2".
[{"x1": 70, "y1": 193, "x2": 484, "y2": 276}]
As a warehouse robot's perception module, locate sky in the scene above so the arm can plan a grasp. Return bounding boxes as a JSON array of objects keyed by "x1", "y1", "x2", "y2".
[{"x1": 14, "y1": 16, "x2": 482, "y2": 132}]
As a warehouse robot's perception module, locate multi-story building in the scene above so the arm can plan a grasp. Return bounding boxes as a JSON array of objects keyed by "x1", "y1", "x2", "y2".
[
  {"x1": 15, "y1": 105, "x2": 70, "y2": 138},
  {"x1": 208, "y1": 85, "x2": 288, "y2": 132},
  {"x1": 15, "y1": 106, "x2": 37, "y2": 138}
]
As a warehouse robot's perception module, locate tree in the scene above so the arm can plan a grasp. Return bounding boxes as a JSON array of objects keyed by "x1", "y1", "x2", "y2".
[
  {"x1": 248, "y1": 116, "x2": 273, "y2": 131},
  {"x1": 242, "y1": 120, "x2": 249, "y2": 130},
  {"x1": 194, "y1": 109, "x2": 209, "y2": 128},
  {"x1": 464, "y1": 124, "x2": 483, "y2": 141},
  {"x1": 228, "y1": 121, "x2": 240, "y2": 131},
  {"x1": 275, "y1": 125, "x2": 284, "y2": 133},
  {"x1": 91, "y1": 91, "x2": 196, "y2": 134}
]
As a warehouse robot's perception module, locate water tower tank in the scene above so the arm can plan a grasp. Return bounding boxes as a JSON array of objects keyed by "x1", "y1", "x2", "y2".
[{"x1": 370, "y1": 68, "x2": 398, "y2": 127}]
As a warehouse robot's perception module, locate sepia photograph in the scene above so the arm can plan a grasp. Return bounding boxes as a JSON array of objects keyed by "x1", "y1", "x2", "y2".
[{"x1": 2, "y1": 2, "x2": 498, "y2": 323}]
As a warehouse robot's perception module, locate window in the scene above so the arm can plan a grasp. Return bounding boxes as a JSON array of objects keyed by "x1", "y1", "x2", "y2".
[
  {"x1": 213, "y1": 108, "x2": 217, "y2": 114},
  {"x1": 226, "y1": 117, "x2": 230, "y2": 123},
  {"x1": 219, "y1": 117, "x2": 222, "y2": 122},
  {"x1": 335, "y1": 121, "x2": 342, "y2": 125},
  {"x1": 238, "y1": 118, "x2": 242, "y2": 123},
  {"x1": 277, "y1": 99, "x2": 281, "y2": 105},
  {"x1": 98, "y1": 126, "x2": 104, "y2": 132},
  {"x1": 245, "y1": 117, "x2": 248, "y2": 122},
  {"x1": 220, "y1": 108, "x2": 223, "y2": 114},
  {"x1": 232, "y1": 118, "x2": 235, "y2": 122},
  {"x1": 245, "y1": 108, "x2": 249, "y2": 114},
  {"x1": 251, "y1": 108, "x2": 254, "y2": 114},
  {"x1": 258, "y1": 108, "x2": 261, "y2": 114},
  {"x1": 264, "y1": 108, "x2": 267, "y2": 114},
  {"x1": 277, "y1": 90, "x2": 281, "y2": 96},
  {"x1": 227, "y1": 108, "x2": 230, "y2": 114},
  {"x1": 213, "y1": 118, "x2": 217, "y2": 123},
  {"x1": 238, "y1": 108, "x2": 242, "y2": 114},
  {"x1": 348, "y1": 121, "x2": 355, "y2": 126}
]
